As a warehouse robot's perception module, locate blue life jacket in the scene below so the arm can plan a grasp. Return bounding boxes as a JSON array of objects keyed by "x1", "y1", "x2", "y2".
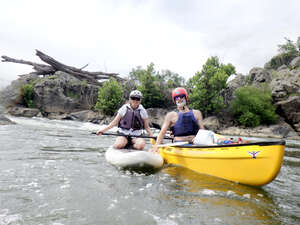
[
  {"x1": 118, "y1": 106, "x2": 144, "y2": 130},
  {"x1": 171, "y1": 109, "x2": 199, "y2": 136}
]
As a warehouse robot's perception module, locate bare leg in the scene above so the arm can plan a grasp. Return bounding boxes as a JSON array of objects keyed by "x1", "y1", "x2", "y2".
[
  {"x1": 132, "y1": 138, "x2": 146, "y2": 150},
  {"x1": 113, "y1": 136, "x2": 128, "y2": 149}
]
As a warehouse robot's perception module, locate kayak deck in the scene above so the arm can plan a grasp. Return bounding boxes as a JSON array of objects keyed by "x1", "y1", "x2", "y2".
[
  {"x1": 159, "y1": 141, "x2": 285, "y2": 186},
  {"x1": 105, "y1": 146, "x2": 164, "y2": 173}
]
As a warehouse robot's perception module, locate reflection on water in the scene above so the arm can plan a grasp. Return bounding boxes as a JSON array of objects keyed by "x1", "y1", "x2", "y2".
[{"x1": 163, "y1": 166, "x2": 281, "y2": 225}]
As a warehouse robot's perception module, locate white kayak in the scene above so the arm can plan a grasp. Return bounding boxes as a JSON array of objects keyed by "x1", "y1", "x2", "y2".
[{"x1": 105, "y1": 146, "x2": 164, "y2": 171}]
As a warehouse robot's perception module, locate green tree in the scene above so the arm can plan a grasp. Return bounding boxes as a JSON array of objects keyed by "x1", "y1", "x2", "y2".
[
  {"x1": 230, "y1": 86, "x2": 278, "y2": 127},
  {"x1": 94, "y1": 78, "x2": 123, "y2": 116},
  {"x1": 157, "y1": 69, "x2": 185, "y2": 89},
  {"x1": 129, "y1": 63, "x2": 165, "y2": 108},
  {"x1": 187, "y1": 56, "x2": 235, "y2": 117}
]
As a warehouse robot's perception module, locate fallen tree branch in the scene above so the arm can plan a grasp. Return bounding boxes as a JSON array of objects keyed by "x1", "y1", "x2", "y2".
[{"x1": 1, "y1": 50, "x2": 124, "y2": 86}]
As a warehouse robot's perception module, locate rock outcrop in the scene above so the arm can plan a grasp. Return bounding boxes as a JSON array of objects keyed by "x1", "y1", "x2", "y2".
[
  {"x1": 225, "y1": 57, "x2": 300, "y2": 135},
  {"x1": 33, "y1": 71, "x2": 99, "y2": 115}
]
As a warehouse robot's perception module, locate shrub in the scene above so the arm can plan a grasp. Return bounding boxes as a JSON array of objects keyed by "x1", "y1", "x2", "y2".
[
  {"x1": 94, "y1": 78, "x2": 123, "y2": 116},
  {"x1": 21, "y1": 83, "x2": 35, "y2": 108},
  {"x1": 230, "y1": 86, "x2": 278, "y2": 127}
]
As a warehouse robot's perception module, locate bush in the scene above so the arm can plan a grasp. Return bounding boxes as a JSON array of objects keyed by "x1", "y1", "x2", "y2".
[
  {"x1": 21, "y1": 83, "x2": 35, "y2": 108},
  {"x1": 94, "y1": 78, "x2": 123, "y2": 116},
  {"x1": 230, "y1": 86, "x2": 278, "y2": 127}
]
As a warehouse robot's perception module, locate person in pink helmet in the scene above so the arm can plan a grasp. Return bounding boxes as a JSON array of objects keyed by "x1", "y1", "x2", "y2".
[{"x1": 151, "y1": 87, "x2": 204, "y2": 152}]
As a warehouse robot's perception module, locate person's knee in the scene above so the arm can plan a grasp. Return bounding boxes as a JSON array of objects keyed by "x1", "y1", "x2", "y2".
[
  {"x1": 133, "y1": 139, "x2": 145, "y2": 150},
  {"x1": 113, "y1": 142, "x2": 125, "y2": 149},
  {"x1": 114, "y1": 137, "x2": 127, "y2": 149}
]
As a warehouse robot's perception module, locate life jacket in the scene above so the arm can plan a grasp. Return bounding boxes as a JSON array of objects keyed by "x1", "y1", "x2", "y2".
[
  {"x1": 171, "y1": 109, "x2": 200, "y2": 136},
  {"x1": 118, "y1": 106, "x2": 144, "y2": 130}
]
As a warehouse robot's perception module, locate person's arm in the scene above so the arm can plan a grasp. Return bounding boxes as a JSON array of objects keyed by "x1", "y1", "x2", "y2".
[
  {"x1": 194, "y1": 110, "x2": 205, "y2": 129},
  {"x1": 96, "y1": 113, "x2": 122, "y2": 135},
  {"x1": 143, "y1": 118, "x2": 154, "y2": 136},
  {"x1": 150, "y1": 112, "x2": 173, "y2": 152}
]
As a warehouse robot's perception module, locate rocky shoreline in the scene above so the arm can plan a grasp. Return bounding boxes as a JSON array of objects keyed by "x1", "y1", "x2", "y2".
[{"x1": 1, "y1": 106, "x2": 299, "y2": 141}]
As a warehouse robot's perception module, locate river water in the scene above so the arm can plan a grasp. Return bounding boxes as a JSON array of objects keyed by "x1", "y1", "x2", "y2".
[{"x1": 0, "y1": 116, "x2": 299, "y2": 225}]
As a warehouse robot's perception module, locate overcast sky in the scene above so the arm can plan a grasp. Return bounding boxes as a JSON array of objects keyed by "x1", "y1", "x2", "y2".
[{"x1": 0, "y1": 0, "x2": 299, "y2": 87}]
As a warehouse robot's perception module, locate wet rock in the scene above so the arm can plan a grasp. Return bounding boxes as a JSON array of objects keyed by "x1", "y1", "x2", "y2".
[
  {"x1": 147, "y1": 108, "x2": 169, "y2": 128},
  {"x1": 203, "y1": 116, "x2": 220, "y2": 131},
  {"x1": 8, "y1": 107, "x2": 40, "y2": 118},
  {"x1": 0, "y1": 114, "x2": 16, "y2": 125}
]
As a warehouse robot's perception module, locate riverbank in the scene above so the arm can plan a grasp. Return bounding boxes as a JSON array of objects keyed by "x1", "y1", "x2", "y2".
[{"x1": 1, "y1": 108, "x2": 299, "y2": 141}]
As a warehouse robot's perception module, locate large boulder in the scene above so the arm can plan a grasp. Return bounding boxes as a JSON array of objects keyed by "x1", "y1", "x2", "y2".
[
  {"x1": 33, "y1": 71, "x2": 99, "y2": 114},
  {"x1": 203, "y1": 116, "x2": 220, "y2": 131},
  {"x1": 290, "y1": 56, "x2": 300, "y2": 69},
  {"x1": 249, "y1": 67, "x2": 271, "y2": 84},
  {"x1": 0, "y1": 74, "x2": 39, "y2": 109},
  {"x1": 270, "y1": 68, "x2": 300, "y2": 101},
  {"x1": 276, "y1": 96, "x2": 300, "y2": 132},
  {"x1": 222, "y1": 73, "x2": 247, "y2": 105},
  {"x1": 147, "y1": 108, "x2": 169, "y2": 129}
]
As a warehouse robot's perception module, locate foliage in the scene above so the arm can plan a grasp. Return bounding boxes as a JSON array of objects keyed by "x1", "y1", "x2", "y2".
[
  {"x1": 187, "y1": 56, "x2": 235, "y2": 117},
  {"x1": 230, "y1": 86, "x2": 278, "y2": 127},
  {"x1": 269, "y1": 37, "x2": 300, "y2": 69},
  {"x1": 278, "y1": 37, "x2": 299, "y2": 56},
  {"x1": 129, "y1": 63, "x2": 184, "y2": 108},
  {"x1": 21, "y1": 83, "x2": 35, "y2": 108},
  {"x1": 94, "y1": 78, "x2": 123, "y2": 116}
]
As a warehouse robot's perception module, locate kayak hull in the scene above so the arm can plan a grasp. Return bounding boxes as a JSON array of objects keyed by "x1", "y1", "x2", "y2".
[
  {"x1": 105, "y1": 146, "x2": 164, "y2": 172},
  {"x1": 159, "y1": 141, "x2": 285, "y2": 186}
]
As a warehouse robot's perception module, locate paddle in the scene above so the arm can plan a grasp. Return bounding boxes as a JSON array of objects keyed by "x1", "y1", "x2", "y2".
[{"x1": 91, "y1": 131, "x2": 173, "y2": 140}]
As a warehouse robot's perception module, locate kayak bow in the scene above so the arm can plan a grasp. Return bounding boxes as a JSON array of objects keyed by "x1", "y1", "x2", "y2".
[{"x1": 158, "y1": 140, "x2": 285, "y2": 186}]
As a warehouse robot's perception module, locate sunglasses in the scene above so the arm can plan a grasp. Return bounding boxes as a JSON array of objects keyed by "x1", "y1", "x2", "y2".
[
  {"x1": 174, "y1": 94, "x2": 186, "y2": 101},
  {"x1": 130, "y1": 97, "x2": 141, "y2": 101}
]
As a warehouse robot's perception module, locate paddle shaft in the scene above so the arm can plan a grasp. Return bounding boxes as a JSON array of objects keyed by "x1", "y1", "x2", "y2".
[{"x1": 92, "y1": 132, "x2": 173, "y2": 140}]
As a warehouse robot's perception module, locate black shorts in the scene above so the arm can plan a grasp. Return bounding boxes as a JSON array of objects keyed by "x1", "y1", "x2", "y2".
[{"x1": 124, "y1": 136, "x2": 133, "y2": 148}]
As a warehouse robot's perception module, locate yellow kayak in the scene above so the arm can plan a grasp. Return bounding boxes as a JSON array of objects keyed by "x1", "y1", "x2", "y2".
[{"x1": 158, "y1": 140, "x2": 285, "y2": 186}]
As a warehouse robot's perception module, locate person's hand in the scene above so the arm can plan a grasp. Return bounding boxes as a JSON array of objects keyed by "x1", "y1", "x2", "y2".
[
  {"x1": 96, "y1": 130, "x2": 103, "y2": 136},
  {"x1": 149, "y1": 145, "x2": 159, "y2": 153}
]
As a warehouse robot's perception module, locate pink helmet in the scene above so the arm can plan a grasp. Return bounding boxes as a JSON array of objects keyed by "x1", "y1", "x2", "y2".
[{"x1": 172, "y1": 87, "x2": 188, "y2": 103}]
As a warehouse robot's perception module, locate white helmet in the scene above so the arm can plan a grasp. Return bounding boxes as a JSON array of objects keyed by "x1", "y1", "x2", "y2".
[{"x1": 129, "y1": 90, "x2": 142, "y2": 98}]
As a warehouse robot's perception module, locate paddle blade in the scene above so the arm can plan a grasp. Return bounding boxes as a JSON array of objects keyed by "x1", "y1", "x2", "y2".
[{"x1": 150, "y1": 138, "x2": 156, "y2": 146}]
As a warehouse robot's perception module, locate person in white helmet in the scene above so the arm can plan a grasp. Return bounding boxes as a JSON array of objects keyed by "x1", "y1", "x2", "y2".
[{"x1": 97, "y1": 90, "x2": 153, "y2": 150}]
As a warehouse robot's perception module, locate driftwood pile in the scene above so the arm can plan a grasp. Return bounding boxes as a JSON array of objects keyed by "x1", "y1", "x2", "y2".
[{"x1": 1, "y1": 50, "x2": 122, "y2": 86}]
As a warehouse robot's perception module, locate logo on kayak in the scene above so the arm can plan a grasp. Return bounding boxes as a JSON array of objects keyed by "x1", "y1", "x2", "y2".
[{"x1": 248, "y1": 151, "x2": 260, "y2": 159}]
